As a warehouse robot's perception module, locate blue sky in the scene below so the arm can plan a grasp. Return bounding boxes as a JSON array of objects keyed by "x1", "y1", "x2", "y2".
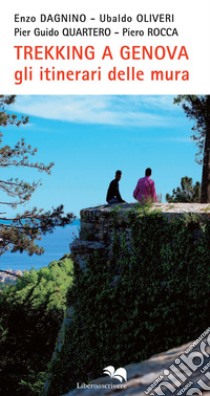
[{"x1": 2, "y1": 95, "x2": 201, "y2": 218}]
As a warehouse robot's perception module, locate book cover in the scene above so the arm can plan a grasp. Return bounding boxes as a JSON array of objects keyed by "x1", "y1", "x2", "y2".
[{"x1": 0, "y1": 1, "x2": 209, "y2": 395}]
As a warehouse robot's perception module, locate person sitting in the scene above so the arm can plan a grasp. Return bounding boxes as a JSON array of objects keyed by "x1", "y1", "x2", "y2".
[
  {"x1": 133, "y1": 168, "x2": 157, "y2": 203},
  {"x1": 106, "y1": 170, "x2": 126, "y2": 204}
]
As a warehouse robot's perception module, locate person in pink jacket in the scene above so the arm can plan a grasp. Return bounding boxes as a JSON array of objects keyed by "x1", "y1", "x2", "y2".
[{"x1": 133, "y1": 168, "x2": 157, "y2": 203}]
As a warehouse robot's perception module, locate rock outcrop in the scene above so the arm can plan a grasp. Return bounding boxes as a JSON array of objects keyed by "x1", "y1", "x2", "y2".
[{"x1": 63, "y1": 334, "x2": 210, "y2": 395}]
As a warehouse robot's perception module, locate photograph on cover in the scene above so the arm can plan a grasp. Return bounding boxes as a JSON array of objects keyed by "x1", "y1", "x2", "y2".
[{"x1": 0, "y1": 94, "x2": 210, "y2": 396}]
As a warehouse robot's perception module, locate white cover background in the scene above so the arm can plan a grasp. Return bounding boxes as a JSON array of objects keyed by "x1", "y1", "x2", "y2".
[{"x1": 0, "y1": 0, "x2": 209, "y2": 94}]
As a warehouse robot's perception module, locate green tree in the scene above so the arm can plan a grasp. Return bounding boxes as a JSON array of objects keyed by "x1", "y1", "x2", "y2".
[
  {"x1": 166, "y1": 176, "x2": 201, "y2": 203},
  {"x1": 0, "y1": 95, "x2": 75, "y2": 258},
  {"x1": 174, "y1": 95, "x2": 210, "y2": 202},
  {"x1": 0, "y1": 255, "x2": 74, "y2": 396}
]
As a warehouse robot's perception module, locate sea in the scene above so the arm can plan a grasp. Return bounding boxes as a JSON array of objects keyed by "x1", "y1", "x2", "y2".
[{"x1": 0, "y1": 220, "x2": 80, "y2": 271}]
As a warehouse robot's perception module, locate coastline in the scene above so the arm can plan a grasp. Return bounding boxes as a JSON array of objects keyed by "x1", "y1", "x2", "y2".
[{"x1": 0, "y1": 220, "x2": 80, "y2": 274}]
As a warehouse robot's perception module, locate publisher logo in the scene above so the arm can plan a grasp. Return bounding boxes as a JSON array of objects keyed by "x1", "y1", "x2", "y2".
[
  {"x1": 103, "y1": 365, "x2": 127, "y2": 383},
  {"x1": 76, "y1": 364, "x2": 127, "y2": 390}
]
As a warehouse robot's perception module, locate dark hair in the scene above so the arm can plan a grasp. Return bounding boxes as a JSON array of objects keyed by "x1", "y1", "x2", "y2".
[
  {"x1": 116, "y1": 170, "x2": 122, "y2": 175},
  {"x1": 145, "y1": 168, "x2": 152, "y2": 176}
]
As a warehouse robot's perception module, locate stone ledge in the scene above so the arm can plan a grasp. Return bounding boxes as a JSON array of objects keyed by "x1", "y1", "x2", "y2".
[
  {"x1": 80, "y1": 203, "x2": 210, "y2": 220},
  {"x1": 71, "y1": 240, "x2": 106, "y2": 253},
  {"x1": 80, "y1": 203, "x2": 210, "y2": 224},
  {"x1": 78, "y1": 203, "x2": 210, "y2": 246}
]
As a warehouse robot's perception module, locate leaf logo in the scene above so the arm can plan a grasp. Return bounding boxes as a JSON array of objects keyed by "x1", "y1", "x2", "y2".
[{"x1": 103, "y1": 365, "x2": 127, "y2": 383}]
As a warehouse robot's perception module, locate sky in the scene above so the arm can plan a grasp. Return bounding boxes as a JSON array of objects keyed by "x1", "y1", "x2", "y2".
[{"x1": 2, "y1": 94, "x2": 201, "y2": 218}]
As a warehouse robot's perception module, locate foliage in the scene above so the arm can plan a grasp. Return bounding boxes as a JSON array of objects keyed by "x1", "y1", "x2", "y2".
[
  {"x1": 174, "y1": 95, "x2": 208, "y2": 162},
  {"x1": 166, "y1": 176, "x2": 201, "y2": 203},
  {"x1": 0, "y1": 255, "x2": 74, "y2": 396},
  {"x1": 0, "y1": 95, "x2": 75, "y2": 257},
  {"x1": 48, "y1": 211, "x2": 210, "y2": 395},
  {"x1": 174, "y1": 95, "x2": 210, "y2": 202}
]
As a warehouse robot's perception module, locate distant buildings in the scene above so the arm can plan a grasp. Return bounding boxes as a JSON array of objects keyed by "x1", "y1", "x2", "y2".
[{"x1": 0, "y1": 270, "x2": 23, "y2": 284}]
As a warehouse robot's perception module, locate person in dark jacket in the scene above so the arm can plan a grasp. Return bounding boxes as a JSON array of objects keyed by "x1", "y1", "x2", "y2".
[{"x1": 106, "y1": 170, "x2": 126, "y2": 204}]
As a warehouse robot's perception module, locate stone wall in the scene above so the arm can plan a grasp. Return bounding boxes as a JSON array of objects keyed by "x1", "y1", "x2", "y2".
[
  {"x1": 47, "y1": 203, "x2": 210, "y2": 396},
  {"x1": 71, "y1": 202, "x2": 210, "y2": 268}
]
